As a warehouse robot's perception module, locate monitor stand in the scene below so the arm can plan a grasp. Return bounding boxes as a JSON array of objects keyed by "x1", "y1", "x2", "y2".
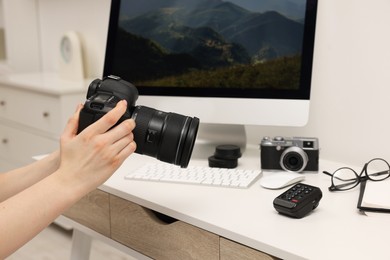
[{"x1": 191, "y1": 123, "x2": 247, "y2": 160}]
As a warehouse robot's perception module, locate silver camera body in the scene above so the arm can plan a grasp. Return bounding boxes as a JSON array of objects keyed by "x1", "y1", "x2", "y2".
[{"x1": 260, "y1": 136, "x2": 319, "y2": 172}]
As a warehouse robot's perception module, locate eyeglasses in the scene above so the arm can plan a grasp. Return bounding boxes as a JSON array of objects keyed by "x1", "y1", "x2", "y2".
[{"x1": 323, "y1": 158, "x2": 390, "y2": 191}]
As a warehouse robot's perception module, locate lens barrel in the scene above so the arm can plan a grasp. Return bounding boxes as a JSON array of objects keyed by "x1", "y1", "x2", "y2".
[
  {"x1": 131, "y1": 106, "x2": 199, "y2": 168},
  {"x1": 280, "y1": 146, "x2": 308, "y2": 172}
]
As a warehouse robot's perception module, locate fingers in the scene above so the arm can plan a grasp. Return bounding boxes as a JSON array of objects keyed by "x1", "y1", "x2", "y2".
[
  {"x1": 82, "y1": 100, "x2": 128, "y2": 137},
  {"x1": 104, "y1": 119, "x2": 137, "y2": 166},
  {"x1": 94, "y1": 120, "x2": 137, "y2": 170},
  {"x1": 104, "y1": 118, "x2": 136, "y2": 144},
  {"x1": 111, "y1": 132, "x2": 137, "y2": 156},
  {"x1": 116, "y1": 139, "x2": 137, "y2": 163},
  {"x1": 61, "y1": 104, "x2": 84, "y2": 141},
  {"x1": 61, "y1": 101, "x2": 136, "y2": 161}
]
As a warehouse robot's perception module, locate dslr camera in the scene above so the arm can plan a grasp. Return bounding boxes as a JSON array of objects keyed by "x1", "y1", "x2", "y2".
[
  {"x1": 77, "y1": 75, "x2": 200, "y2": 168},
  {"x1": 260, "y1": 136, "x2": 319, "y2": 172}
]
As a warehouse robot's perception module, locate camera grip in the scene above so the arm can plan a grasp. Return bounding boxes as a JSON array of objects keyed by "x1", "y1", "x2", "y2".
[{"x1": 77, "y1": 108, "x2": 104, "y2": 133}]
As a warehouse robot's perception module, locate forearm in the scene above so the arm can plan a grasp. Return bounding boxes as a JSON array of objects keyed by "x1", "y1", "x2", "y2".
[
  {"x1": 0, "y1": 168, "x2": 87, "y2": 259},
  {"x1": 0, "y1": 150, "x2": 60, "y2": 202},
  {"x1": 0, "y1": 101, "x2": 136, "y2": 258}
]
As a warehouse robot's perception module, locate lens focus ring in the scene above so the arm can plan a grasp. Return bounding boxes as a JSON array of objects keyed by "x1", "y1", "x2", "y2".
[{"x1": 131, "y1": 106, "x2": 156, "y2": 155}]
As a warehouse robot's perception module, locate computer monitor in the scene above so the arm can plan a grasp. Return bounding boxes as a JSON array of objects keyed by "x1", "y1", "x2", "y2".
[{"x1": 103, "y1": 0, "x2": 318, "y2": 158}]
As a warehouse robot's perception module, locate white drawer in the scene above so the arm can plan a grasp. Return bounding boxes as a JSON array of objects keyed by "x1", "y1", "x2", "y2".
[
  {"x1": 0, "y1": 86, "x2": 62, "y2": 134},
  {"x1": 0, "y1": 124, "x2": 58, "y2": 166}
]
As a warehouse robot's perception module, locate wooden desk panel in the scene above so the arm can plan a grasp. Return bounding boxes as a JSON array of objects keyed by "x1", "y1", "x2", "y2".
[
  {"x1": 220, "y1": 237, "x2": 278, "y2": 260},
  {"x1": 110, "y1": 195, "x2": 220, "y2": 260},
  {"x1": 63, "y1": 189, "x2": 110, "y2": 237},
  {"x1": 63, "y1": 189, "x2": 277, "y2": 259}
]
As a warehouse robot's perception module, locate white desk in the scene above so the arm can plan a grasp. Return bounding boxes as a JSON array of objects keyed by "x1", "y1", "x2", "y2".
[{"x1": 67, "y1": 147, "x2": 390, "y2": 260}]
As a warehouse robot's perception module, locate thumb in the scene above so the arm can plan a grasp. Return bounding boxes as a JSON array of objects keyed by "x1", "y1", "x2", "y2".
[{"x1": 62, "y1": 104, "x2": 83, "y2": 141}]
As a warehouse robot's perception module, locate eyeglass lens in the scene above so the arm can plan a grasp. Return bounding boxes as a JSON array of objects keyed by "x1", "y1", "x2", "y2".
[
  {"x1": 332, "y1": 167, "x2": 359, "y2": 190},
  {"x1": 365, "y1": 158, "x2": 390, "y2": 181}
]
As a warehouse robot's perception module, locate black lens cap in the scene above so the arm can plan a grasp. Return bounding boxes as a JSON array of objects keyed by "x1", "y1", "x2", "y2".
[
  {"x1": 208, "y1": 144, "x2": 241, "y2": 169},
  {"x1": 214, "y1": 145, "x2": 242, "y2": 160},
  {"x1": 208, "y1": 156, "x2": 238, "y2": 169}
]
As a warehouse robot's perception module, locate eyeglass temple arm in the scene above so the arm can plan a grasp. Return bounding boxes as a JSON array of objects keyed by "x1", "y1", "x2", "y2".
[
  {"x1": 328, "y1": 181, "x2": 357, "y2": 191},
  {"x1": 322, "y1": 171, "x2": 332, "y2": 177},
  {"x1": 368, "y1": 170, "x2": 389, "y2": 177}
]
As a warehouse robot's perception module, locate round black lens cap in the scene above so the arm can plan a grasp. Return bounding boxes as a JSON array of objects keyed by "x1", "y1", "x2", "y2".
[
  {"x1": 214, "y1": 144, "x2": 242, "y2": 160},
  {"x1": 208, "y1": 156, "x2": 238, "y2": 169}
]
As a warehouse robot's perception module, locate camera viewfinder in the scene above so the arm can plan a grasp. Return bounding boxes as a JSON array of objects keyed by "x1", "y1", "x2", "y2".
[{"x1": 303, "y1": 141, "x2": 314, "y2": 148}]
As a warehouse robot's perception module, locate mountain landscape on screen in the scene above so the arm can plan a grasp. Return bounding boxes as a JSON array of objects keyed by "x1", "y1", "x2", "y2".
[{"x1": 111, "y1": 0, "x2": 306, "y2": 89}]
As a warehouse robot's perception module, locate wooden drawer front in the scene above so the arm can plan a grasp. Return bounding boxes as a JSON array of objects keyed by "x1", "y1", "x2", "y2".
[
  {"x1": 0, "y1": 124, "x2": 57, "y2": 165},
  {"x1": 220, "y1": 238, "x2": 278, "y2": 260},
  {"x1": 63, "y1": 189, "x2": 110, "y2": 237},
  {"x1": 110, "y1": 195, "x2": 219, "y2": 260},
  {"x1": 0, "y1": 86, "x2": 61, "y2": 133}
]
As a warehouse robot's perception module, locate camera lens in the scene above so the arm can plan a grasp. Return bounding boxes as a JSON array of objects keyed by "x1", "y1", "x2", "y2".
[
  {"x1": 131, "y1": 106, "x2": 199, "y2": 168},
  {"x1": 280, "y1": 146, "x2": 308, "y2": 172}
]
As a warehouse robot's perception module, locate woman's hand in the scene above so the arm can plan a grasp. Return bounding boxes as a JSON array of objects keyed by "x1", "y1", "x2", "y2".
[{"x1": 56, "y1": 100, "x2": 137, "y2": 192}]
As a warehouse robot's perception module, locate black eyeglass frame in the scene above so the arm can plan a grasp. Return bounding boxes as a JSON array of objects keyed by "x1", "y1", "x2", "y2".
[
  {"x1": 322, "y1": 158, "x2": 390, "y2": 192},
  {"x1": 323, "y1": 158, "x2": 390, "y2": 213}
]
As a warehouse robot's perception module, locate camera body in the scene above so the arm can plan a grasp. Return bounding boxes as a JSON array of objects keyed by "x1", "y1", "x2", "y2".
[
  {"x1": 78, "y1": 75, "x2": 199, "y2": 168},
  {"x1": 260, "y1": 136, "x2": 319, "y2": 172},
  {"x1": 77, "y1": 75, "x2": 137, "y2": 132}
]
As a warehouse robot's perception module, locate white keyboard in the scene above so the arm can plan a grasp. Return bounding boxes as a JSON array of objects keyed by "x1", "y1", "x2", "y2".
[{"x1": 125, "y1": 163, "x2": 262, "y2": 188}]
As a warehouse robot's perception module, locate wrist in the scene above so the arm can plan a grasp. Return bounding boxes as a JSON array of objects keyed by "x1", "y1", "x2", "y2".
[
  {"x1": 45, "y1": 150, "x2": 61, "y2": 172},
  {"x1": 50, "y1": 168, "x2": 95, "y2": 204},
  {"x1": 33, "y1": 150, "x2": 61, "y2": 176}
]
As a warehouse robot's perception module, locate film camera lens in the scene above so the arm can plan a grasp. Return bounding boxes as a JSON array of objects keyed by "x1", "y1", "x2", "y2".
[
  {"x1": 280, "y1": 146, "x2": 308, "y2": 172},
  {"x1": 77, "y1": 76, "x2": 199, "y2": 168}
]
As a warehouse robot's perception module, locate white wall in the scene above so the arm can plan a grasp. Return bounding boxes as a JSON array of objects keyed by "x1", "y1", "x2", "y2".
[
  {"x1": 247, "y1": 0, "x2": 390, "y2": 166},
  {"x1": 2, "y1": 0, "x2": 110, "y2": 76},
  {"x1": 3, "y1": 0, "x2": 41, "y2": 72},
  {"x1": 4, "y1": 0, "x2": 390, "y2": 166},
  {"x1": 37, "y1": 0, "x2": 111, "y2": 78}
]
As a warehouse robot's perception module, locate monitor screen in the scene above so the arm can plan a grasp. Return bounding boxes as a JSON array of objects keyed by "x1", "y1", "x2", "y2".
[
  {"x1": 103, "y1": 0, "x2": 318, "y2": 156},
  {"x1": 104, "y1": 0, "x2": 316, "y2": 100}
]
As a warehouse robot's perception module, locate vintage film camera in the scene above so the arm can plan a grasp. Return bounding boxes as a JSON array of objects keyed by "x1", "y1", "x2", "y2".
[
  {"x1": 77, "y1": 75, "x2": 199, "y2": 168},
  {"x1": 260, "y1": 136, "x2": 319, "y2": 172}
]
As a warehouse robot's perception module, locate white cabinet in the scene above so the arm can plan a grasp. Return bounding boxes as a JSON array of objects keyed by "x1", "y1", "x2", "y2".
[{"x1": 0, "y1": 73, "x2": 86, "y2": 172}]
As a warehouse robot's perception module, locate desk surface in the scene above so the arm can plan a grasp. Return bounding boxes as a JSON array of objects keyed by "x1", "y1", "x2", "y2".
[{"x1": 101, "y1": 148, "x2": 390, "y2": 260}]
